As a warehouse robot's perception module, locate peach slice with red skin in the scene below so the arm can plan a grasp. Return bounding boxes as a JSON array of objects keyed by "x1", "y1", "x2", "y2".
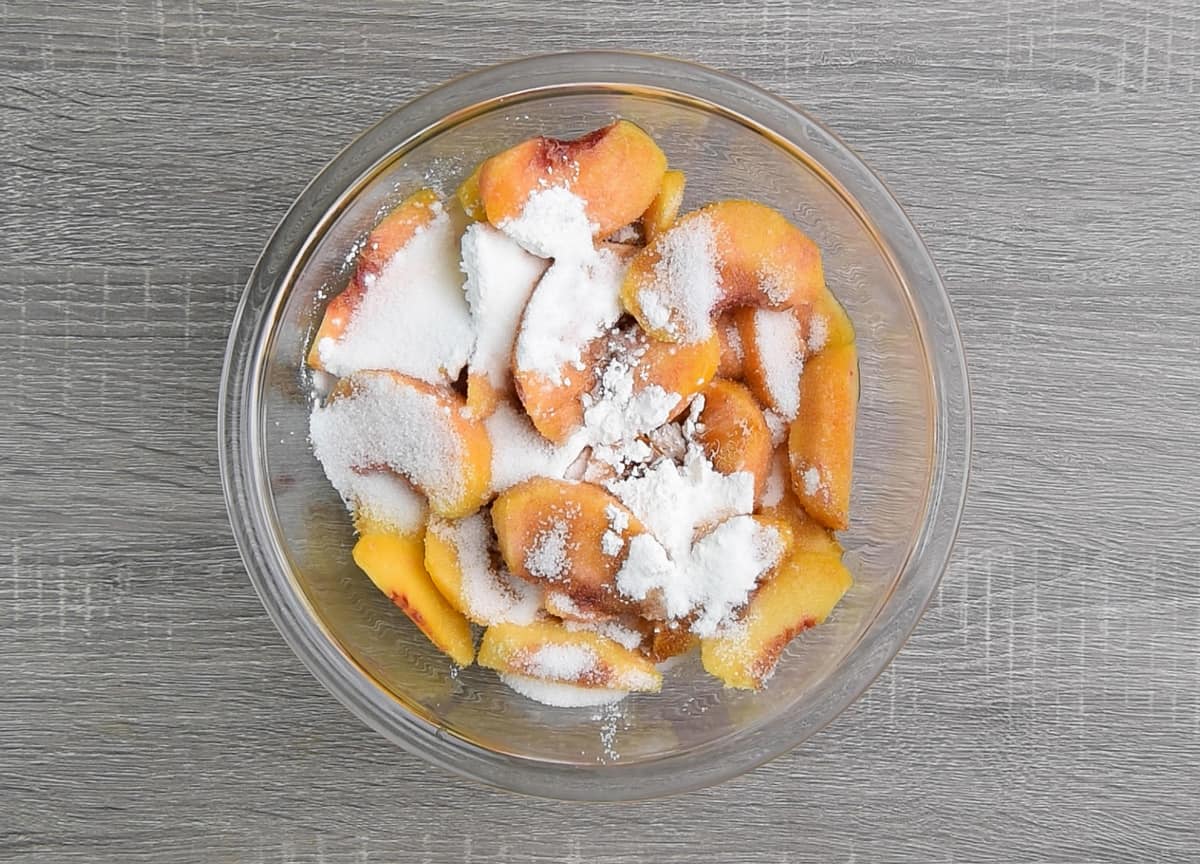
[
  {"x1": 306, "y1": 189, "x2": 441, "y2": 370},
  {"x1": 621, "y1": 200, "x2": 826, "y2": 344},
  {"x1": 788, "y1": 343, "x2": 858, "y2": 530},
  {"x1": 700, "y1": 550, "x2": 852, "y2": 689},
  {"x1": 319, "y1": 371, "x2": 492, "y2": 520},
  {"x1": 640, "y1": 169, "x2": 686, "y2": 242},
  {"x1": 353, "y1": 531, "x2": 475, "y2": 666},
  {"x1": 692, "y1": 379, "x2": 773, "y2": 503},
  {"x1": 492, "y1": 478, "x2": 653, "y2": 619},
  {"x1": 477, "y1": 120, "x2": 668, "y2": 240}
]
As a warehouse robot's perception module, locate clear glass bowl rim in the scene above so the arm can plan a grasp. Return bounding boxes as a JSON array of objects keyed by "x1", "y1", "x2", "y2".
[{"x1": 218, "y1": 50, "x2": 972, "y2": 801}]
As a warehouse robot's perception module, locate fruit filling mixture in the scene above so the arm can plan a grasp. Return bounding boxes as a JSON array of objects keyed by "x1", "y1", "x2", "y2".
[{"x1": 307, "y1": 121, "x2": 858, "y2": 707}]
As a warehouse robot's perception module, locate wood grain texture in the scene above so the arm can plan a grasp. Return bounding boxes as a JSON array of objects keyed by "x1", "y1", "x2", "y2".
[{"x1": 2, "y1": 1, "x2": 1199, "y2": 861}]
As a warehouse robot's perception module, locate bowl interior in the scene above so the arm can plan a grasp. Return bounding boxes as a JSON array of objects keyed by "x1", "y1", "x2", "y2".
[{"x1": 256, "y1": 89, "x2": 933, "y2": 768}]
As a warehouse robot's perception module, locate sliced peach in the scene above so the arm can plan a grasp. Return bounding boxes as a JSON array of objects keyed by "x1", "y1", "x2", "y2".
[
  {"x1": 811, "y1": 286, "x2": 855, "y2": 352},
  {"x1": 646, "y1": 621, "x2": 699, "y2": 663},
  {"x1": 491, "y1": 478, "x2": 649, "y2": 618},
  {"x1": 479, "y1": 620, "x2": 662, "y2": 692},
  {"x1": 307, "y1": 188, "x2": 441, "y2": 370},
  {"x1": 759, "y1": 473, "x2": 843, "y2": 558},
  {"x1": 692, "y1": 379, "x2": 772, "y2": 502},
  {"x1": 312, "y1": 371, "x2": 492, "y2": 519},
  {"x1": 513, "y1": 336, "x2": 605, "y2": 444},
  {"x1": 424, "y1": 512, "x2": 541, "y2": 626},
  {"x1": 640, "y1": 169, "x2": 686, "y2": 242},
  {"x1": 734, "y1": 306, "x2": 806, "y2": 419},
  {"x1": 788, "y1": 343, "x2": 857, "y2": 530},
  {"x1": 716, "y1": 313, "x2": 745, "y2": 379},
  {"x1": 622, "y1": 200, "x2": 825, "y2": 344},
  {"x1": 456, "y1": 163, "x2": 486, "y2": 221},
  {"x1": 700, "y1": 551, "x2": 852, "y2": 689},
  {"x1": 478, "y1": 120, "x2": 667, "y2": 241},
  {"x1": 353, "y1": 531, "x2": 475, "y2": 666}
]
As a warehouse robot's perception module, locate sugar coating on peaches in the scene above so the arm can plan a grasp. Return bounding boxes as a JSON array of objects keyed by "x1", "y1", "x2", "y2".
[{"x1": 306, "y1": 120, "x2": 858, "y2": 707}]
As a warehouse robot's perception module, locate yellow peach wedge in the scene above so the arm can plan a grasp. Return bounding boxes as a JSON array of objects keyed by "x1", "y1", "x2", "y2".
[
  {"x1": 491, "y1": 478, "x2": 650, "y2": 619},
  {"x1": 314, "y1": 371, "x2": 492, "y2": 520},
  {"x1": 477, "y1": 120, "x2": 668, "y2": 241},
  {"x1": 716, "y1": 312, "x2": 745, "y2": 380},
  {"x1": 353, "y1": 531, "x2": 475, "y2": 666},
  {"x1": 692, "y1": 379, "x2": 773, "y2": 502},
  {"x1": 788, "y1": 343, "x2": 858, "y2": 530},
  {"x1": 622, "y1": 200, "x2": 826, "y2": 344},
  {"x1": 640, "y1": 169, "x2": 686, "y2": 242},
  {"x1": 306, "y1": 188, "x2": 441, "y2": 370},
  {"x1": 479, "y1": 620, "x2": 662, "y2": 693},
  {"x1": 701, "y1": 551, "x2": 852, "y2": 689},
  {"x1": 456, "y1": 163, "x2": 486, "y2": 221},
  {"x1": 758, "y1": 473, "x2": 843, "y2": 559}
]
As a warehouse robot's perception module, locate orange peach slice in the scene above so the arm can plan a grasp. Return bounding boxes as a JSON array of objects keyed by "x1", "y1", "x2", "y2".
[
  {"x1": 758, "y1": 472, "x2": 843, "y2": 558},
  {"x1": 788, "y1": 343, "x2": 858, "y2": 530},
  {"x1": 692, "y1": 379, "x2": 772, "y2": 502},
  {"x1": 307, "y1": 188, "x2": 441, "y2": 370},
  {"x1": 478, "y1": 120, "x2": 668, "y2": 241},
  {"x1": 311, "y1": 371, "x2": 492, "y2": 520},
  {"x1": 700, "y1": 551, "x2": 852, "y2": 689},
  {"x1": 622, "y1": 200, "x2": 825, "y2": 344},
  {"x1": 734, "y1": 306, "x2": 806, "y2": 419},
  {"x1": 353, "y1": 531, "x2": 475, "y2": 666},
  {"x1": 479, "y1": 620, "x2": 661, "y2": 692},
  {"x1": 456, "y1": 163, "x2": 486, "y2": 221},
  {"x1": 640, "y1": 169, "x2": 686, "y2": 242},
  {"x1": 491, "y1": 478, "x2": 649, "y2": 618},
  {"x1": 646, "y1": 621, "x2": 699, "y2": 663},
  {"x1": 513, "y1": 336, "x2": 606, "y2": 444},
  {"x1": 716, "y1": 313, "x2": 745, "y2": 379}
]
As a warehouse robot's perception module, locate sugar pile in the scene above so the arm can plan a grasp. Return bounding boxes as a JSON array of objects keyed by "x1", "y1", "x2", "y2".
[
  {"x1": 485, "y1": 402, "x2": 587, "y2": 494},
  {"x1": 461, "y1": 222, "x2": 549, "y2": 397},
  {"x1": 315, "y1": 205, "x2": 475, "y2": 384},
  {"x1": 345, "y1": 471, "x2": 427, "y2": 534},
  {"x1": 427, "y1": 512, "x2": 540, "y2": 625},
  {"x1": 309, "y1": 372, "x2": 465, "y2": 521},
  {"x1": 499, "y1": 185, "x2": 596, "y2": 260},
  {"x1": 499, "y1": 673, "x2": 629, "y2": 708}
]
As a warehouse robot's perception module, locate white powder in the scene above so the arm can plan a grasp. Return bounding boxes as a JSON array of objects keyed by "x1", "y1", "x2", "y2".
[
  {"x1": 316, "y1": 207, "x2": 475, "y2": 384},
  {"x1": 525, "y1": 519, "x2": 570, "y2": 581},
  {"x1": 513, "y1": 245, "x2": 626, "y2": 383},
  {"x1": 761, "y1": 449, "x2": 788, "y2": 508},
  {"x1": 563, "y1": 618, "x2": 644, "y2": 651},
  {"x1": 500, "y1": 673, "x2": 628, "y2": 708},
  {"x1": 346, "y1": 471, "x2": 428, "y2": 534},
  {"x1": 606, "y1": 444, "x2": 755, "y2": 560},
  {"x1": 499, "y1": 185, "x2": 597, "y2": 261},
  {"x1": 724, "y1": 318, "x2": 744, "y2": 362},
  {"x1": 802, "y1": 465, "x2": 825, "y2": 496},
  {"x1": 808, "y1": 313, "x2": 830, "y2": 353},
  {"x1": 525, "y1": 642, "x2": 598, "y2": 681},
  {"x1": 428, "y1": 513, "x2": 540, "y2": 625},
  {"x1": 634, "y1": 215, "x2": 721, "y2": 343},
  {"x1": 309, "y1": 372, "x2": 465, "y2": 517},
  {"x1": 763, "y1": 408, "x2": 789, "y2": 447},
  {"x1": 752, "y1": 308, "x2": 805, "y2": 420},
  {"x1": 581, "y1": 346, "x2": 679, "y2": 447},
  {"x1": 460, "y1": 223, "x2": 549, "y2": 396},
  {"x1": 485, "y1": 402, "x2": 587, "y2": 494}
]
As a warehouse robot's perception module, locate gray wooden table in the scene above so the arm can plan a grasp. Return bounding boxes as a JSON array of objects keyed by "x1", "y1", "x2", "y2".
[{"x1": 3, "y1": 2, "x2": 1198, "y2": 861}]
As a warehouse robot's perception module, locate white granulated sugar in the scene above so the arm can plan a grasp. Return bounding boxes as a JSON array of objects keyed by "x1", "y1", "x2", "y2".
[
  {"x1": 317, "y1": 208, "x2": 475, "y2": 384},
  {"x1": 514, "y1": 246, "x2": 626, "y2": 383},
  {"x1": 606, "y1": 444, "x2": 755, "y2": 559},
  {"x1": 763, "y1": 408, "x2": 789, "y2": 447},
  {"x1": 563, "y1": 618, "x2": 644, "y2": 651},
  {"x1": 525, "y1": 642, "x2": 598, "y2": 681},
  {"x1": 752, "y1": 307, "x2": 805, "y2": 420},
  {"x1": 761, "y1": 449, "x2": 788, "y2": 508},
  {"x1": 309, "y1": 373, "x2": 465, "y2": 516},
  {"x1": 429, "y1": 513, "x2": 540, "y2": 625},
  {"x1": 485, "y1": 402, "x2": 587, "y2": 494},
  {"x1": 637, "y1": 215, "x2": 721, "y2": 342},
  {"x1": 347, "y1": 471, "x2": 428, "y2": 534},
  {"x1": 724, "y1": 318, "x2": 744, "y2": 361},
  {"x1": 802, "y1": 465, "x2": 825, "y2": 496},
  {"x1": 499, "y1": 185, "x2": 597, "y2": 260},
  {"x1": 525, "y1": 519, "x2": 570, "y2": 581},
  {"x1": 460, "y1": 223, "x2": 549, "y2": 394},
  {"x1": 500, "y1": 673, "x2": 628, "y2": 708},
  {"x1": 808, "y1": 313, "x2": 830, "y2": 353}
]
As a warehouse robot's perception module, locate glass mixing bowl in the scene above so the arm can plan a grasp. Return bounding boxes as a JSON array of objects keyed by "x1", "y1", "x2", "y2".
[{"x1": 219, "y1": 52, "x2": 970, "y2": 800}]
